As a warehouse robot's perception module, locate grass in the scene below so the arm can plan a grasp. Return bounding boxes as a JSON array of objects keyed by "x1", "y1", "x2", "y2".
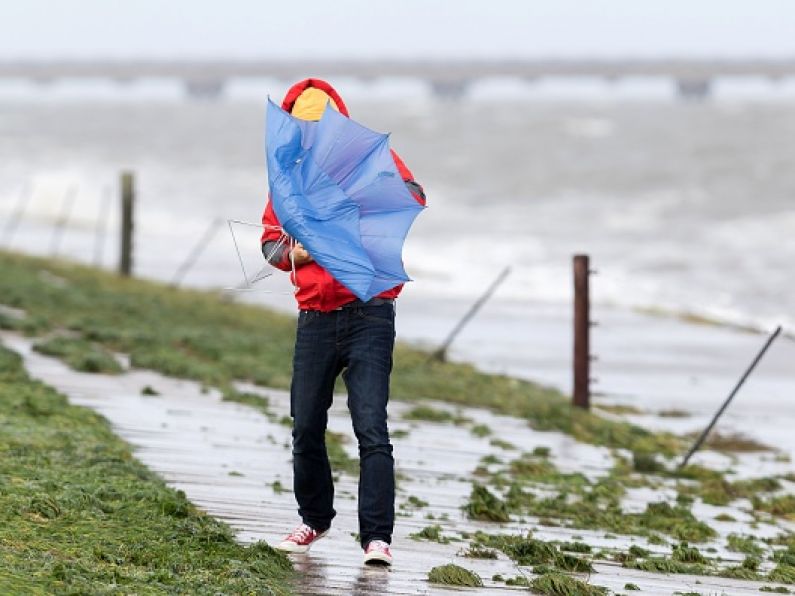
[
  {"x1": 427, "y1": 564, "x2": 482, "y2": 587},
  {"x1": 0, "y1": 344, "x2": 292, "y2": 594},
  {"x1": 33, "y1": 335, "x2": 122, "y2": 374},
  {"x1": 0, "y1": 250, "x2": 682, "y2": 455}
]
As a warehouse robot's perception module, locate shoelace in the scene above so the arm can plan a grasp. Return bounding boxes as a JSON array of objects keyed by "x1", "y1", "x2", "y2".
[
  {"x1": 368, "y1": 540, "x2": 389, "y2": 551},
  {"x1": 290, "y1": 524, "x2": 314, "y2": 541}
]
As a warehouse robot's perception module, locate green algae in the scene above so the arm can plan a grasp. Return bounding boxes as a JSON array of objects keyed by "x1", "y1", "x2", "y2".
[
  {"x1": 728, "y1": 534, "x2": 764, "y2": 556},
  {"x1": 672, "y1": 542, "x2": 707, "y2": 564},
  {"x1": 409, "y1": 525, "x2": 449, "y2": 543},
  {"x1": 471, "y1": 423, "x2": 492, "y2": 437},
  {"x1": 427, "y1": 564, "x2": 482, "y2": 587},
  {"x1": 461, "y1": 545, "x2": 498, "y2": 559},
  {"x1": 560, "y1": 541, "x2": 592, "y2": 553},
  {"x1": 402, "y1": 405, "x2": 454, "y2": 422},
  {"x1": 0, "y1": 345, "x2": 292, "y2": 594},
  {"x1": 530, "y1": 572, "x2": 607, "y2": 596},
  {"x1": 754, "y1": 495, "x2": 795, "y2": 518},
  {"x1": 490, "y1": 437, "x2": 516, "y2": 450},
  {"x1": 325, "y1": 430, "x2": 358, "y2": 475},
  {"x1": 402, "y1": 495, "x2": 429, "y2": 509},
  {"x1": 463, "y1": 484, "x2": 510, "y2": 522},
  {"x1": 221, "y1": 387, "x2": 272, "y2": 415},
  {"x1": 472, "y1": 532, "x2": 594, "y2": 573},
  {"x1": 633, "y1": 451, "x2": 665, "y2": 473}
]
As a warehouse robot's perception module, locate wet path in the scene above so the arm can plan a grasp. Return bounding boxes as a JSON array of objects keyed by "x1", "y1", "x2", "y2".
[{"x1": 3, "y1": 331, "x2": 791, "y2": 595}]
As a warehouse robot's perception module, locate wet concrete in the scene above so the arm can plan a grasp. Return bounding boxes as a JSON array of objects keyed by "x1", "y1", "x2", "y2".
[{"x1": 3, "y1": 331, "x2": 793, "y2": 595}]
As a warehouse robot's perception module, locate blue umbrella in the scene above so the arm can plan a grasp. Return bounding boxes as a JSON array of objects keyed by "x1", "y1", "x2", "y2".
[{"x1": 266, "y1": 98, "x2": 424, "y2": 301}]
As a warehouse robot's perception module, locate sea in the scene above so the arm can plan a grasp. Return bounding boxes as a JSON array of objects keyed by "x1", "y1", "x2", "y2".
[{"x1": 1, "y1": 76, "x2": 794, "y2": 407}]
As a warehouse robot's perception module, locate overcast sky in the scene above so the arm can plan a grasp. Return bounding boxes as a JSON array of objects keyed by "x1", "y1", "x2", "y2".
[{"x1": 2, "y1": 0, "x2": 795, "y2": 60}]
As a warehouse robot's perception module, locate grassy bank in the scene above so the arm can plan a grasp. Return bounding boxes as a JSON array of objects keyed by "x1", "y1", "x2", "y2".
[
  {"x1": 0, "y1": 343, "x2": 292, "y2": 594},
  {"x1": 0, "y1": 250, "x2": 678, "y2": 455}
]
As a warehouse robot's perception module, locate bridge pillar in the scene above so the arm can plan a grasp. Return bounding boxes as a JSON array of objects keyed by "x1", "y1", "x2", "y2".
[
  {"x1": 184, "y1": 79, "x2": 226, "y2": 101},
  {"x1": 676, "y1": 78, "x2": 712, "y2": 101},
  {"x1": 429, "y1": 79, "x2": 471, "y2": 100}
]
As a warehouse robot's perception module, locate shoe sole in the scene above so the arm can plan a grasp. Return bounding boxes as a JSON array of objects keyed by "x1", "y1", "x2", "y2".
[
  {"x1": 363, "y1": 552, "x2": 393, "y2": 566},
  {"x1": 276, "y1": 530, "x2": 328, "y2": 554}
]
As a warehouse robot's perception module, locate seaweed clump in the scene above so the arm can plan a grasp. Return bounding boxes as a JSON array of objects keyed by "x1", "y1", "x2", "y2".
[
  {"x1": 530, "y1": 572, "x2": 606, "y2": 596},
  {"x1": 472, "y1": 532, "x2": 593, "y2": 573},
  {"x1": 427, "y1": 564, "x2": 482, "y2": 587},
  {"x1": 463, "y1": 484, "x2": 510, "y2": 522},
  {"x1": 409, "y1": 525, "x2": 449, "y2": 544}
]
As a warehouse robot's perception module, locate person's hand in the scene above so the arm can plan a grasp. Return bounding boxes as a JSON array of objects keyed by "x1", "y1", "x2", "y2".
[{"x1": 291, "y1": 242, "x2": 313, "y2": 266}]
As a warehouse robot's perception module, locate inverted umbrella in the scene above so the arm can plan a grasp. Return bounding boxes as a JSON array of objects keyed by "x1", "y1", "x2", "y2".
[{"x1": 266, "y1": 98, "x2": 424, "y2": 301}]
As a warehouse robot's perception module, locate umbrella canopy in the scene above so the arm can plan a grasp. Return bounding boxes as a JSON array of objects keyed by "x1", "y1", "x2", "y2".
[{"x1": 266, "y1": 99, "x2": 424, "y2": 302}]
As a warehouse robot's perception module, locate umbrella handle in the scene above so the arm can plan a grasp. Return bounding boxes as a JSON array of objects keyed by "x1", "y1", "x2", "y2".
[{"x1": 289, "y1": 236, "x2": 300, "y2": 295}]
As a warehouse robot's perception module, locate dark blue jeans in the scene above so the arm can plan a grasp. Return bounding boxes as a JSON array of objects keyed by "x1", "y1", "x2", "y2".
[{"x1": 290, "y1": 302, "x2": 396, "y2": 548}]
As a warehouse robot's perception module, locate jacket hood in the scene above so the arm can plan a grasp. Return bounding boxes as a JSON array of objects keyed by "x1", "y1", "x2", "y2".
[{"x1": 281, "y1": 78, "x2": 350, "y2": 117}]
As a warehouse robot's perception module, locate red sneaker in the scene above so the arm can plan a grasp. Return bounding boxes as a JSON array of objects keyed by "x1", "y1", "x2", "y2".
[
  {"x1": 363, "y1": 540, "x2": 393, "y2": 566},
  {"x1": 276, "y1": 523, "x2": 328, "y2": 553}
]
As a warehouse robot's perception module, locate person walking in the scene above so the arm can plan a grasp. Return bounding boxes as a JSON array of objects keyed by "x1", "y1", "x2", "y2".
[{"x1": 261, "y1": 78, "x2": 426, "y2": 566}]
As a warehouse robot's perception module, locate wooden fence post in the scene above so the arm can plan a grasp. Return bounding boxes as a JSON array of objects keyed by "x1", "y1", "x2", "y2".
[{"x1": 119, "y1": 171, "x2": 135, "y2": 277}]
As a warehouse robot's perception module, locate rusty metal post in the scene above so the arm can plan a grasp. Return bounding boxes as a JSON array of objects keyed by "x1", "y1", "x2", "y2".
[
  {"x1": 573, "y1": 255, "x2": 591, "y2": 409},
  {"x1": 119, "y1": 171, "x2": 134, "y2": 276},
  {"x1": 679, "y1": 325, "x2": 782, "y2": 468}
]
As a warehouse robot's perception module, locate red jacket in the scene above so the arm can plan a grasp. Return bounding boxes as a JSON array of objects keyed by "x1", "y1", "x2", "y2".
[{"x1": 261, "y1": 78, "x2": 426, "y2": 312}]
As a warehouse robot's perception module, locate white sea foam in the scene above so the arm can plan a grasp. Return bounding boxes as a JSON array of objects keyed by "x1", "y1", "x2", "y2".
[{"x1": 1, "y1": 97, "x2": 792, "y2": 334}]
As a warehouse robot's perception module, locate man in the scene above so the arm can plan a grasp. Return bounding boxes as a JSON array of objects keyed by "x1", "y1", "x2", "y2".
[{"x1": 261, "y1": 78, "x2": 426, "y2": 566}]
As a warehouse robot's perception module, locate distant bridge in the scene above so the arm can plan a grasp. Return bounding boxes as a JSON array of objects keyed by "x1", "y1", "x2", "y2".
[{"x1": 2, "y1": 59, "x2": 794, "y2": 100}]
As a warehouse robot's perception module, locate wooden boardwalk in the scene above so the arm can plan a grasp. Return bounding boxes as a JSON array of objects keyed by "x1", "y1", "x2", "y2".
[{"x1": 5, "y1": 332, "x2": 791, "y2": 595}]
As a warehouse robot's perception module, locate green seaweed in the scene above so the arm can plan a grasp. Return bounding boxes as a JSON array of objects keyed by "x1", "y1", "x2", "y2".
[
  {"x1": 472, "y1": 532, "x2": 593, "y2": 573},
  {"x1": 402, "y1": 405, "x2": 454, "y2": 422},
  {"x1": 427, "y1": 564, "x2": 482, "y2": 587},
  {"x1": 471, "y1": 423, "x2": 492, "y2": 437},
  {"x1": 325, "y1": 430, "x2": 358, "y2": 475},
  {"x1": 409, "y1": 525, "x2": 449, "y2": 544},
  {"x1": 727, "y1": 533, "x2": 764, "y2": 556},
  {"x1": 463, "y1": 484, "x2": 510, "y2": 522},
  {"x1": 530, "y1": 572, "x2": 607, "y2": 595},
  {"x1": 755, "y1": 495, "x2": 795, "y2": 518},
  {"x1": 0, "y1": 345, "x2": 292, "y2": 594}
]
